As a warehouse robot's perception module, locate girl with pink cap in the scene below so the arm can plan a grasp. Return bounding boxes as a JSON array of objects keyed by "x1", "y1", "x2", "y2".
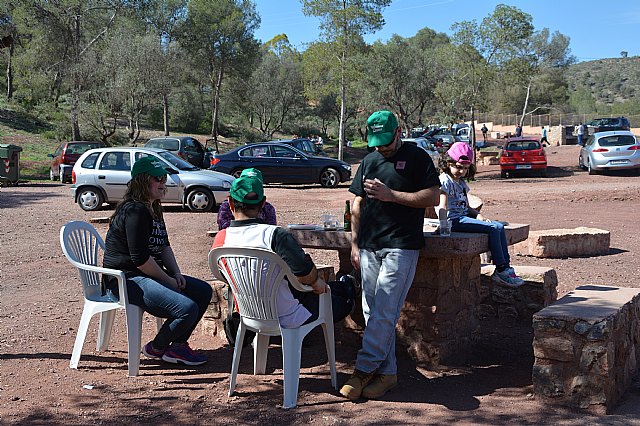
[{"x1": 437, "y1": 142, "x2": 524, "y2": 288}]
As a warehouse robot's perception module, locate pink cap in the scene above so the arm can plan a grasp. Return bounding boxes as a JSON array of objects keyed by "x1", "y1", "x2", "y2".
[{"x1": 447, "y1": 142, "x2": 473, "y2": 164}]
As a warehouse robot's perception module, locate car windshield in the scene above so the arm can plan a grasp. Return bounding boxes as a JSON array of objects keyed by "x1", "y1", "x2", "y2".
[
  {"x1": 507, "y1": 141, "x2": 540, "y2": 151},
  {"x1": 598, "y1": 135, "x2": 637, "y2": 147},
  {"x1": 156, "y1": 150, "x2": 200, "y2": 170},
  {"x1": 147, "y1": 139, "x2": 180, "y2": 150},
  {"x1": 67, "y1": 143, "x2": 101, "y2": 154}
]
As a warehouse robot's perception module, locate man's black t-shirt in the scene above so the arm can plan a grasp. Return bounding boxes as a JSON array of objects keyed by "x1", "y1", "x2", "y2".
[
  {"x1": 349, "y1": 142, "x2": 440, "y2": 250},
  {"x1": 103, "y1": 201, "x2": 170, "y2": 277}
]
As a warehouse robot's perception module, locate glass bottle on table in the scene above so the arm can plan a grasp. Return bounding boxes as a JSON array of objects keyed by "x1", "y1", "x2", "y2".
[{"x1": 343, "y1": 200, "x2": 351, "y2": 232}]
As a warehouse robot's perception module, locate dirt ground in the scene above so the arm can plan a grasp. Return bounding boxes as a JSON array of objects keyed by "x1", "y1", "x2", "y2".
[{"x1": 1, "y1": 144, "x2": 640, "y2": 425}]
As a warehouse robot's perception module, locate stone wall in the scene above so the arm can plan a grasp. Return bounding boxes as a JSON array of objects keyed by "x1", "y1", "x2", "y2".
[
  {"x1": 479, "y1": 265, "x2": 558, "y2": 324},
  {"x1": 532, "y1": 285, "x2": 640, "y2": 413},
  {"x1": 514, "y1": 227, "x2": 610, "y2": 258}
]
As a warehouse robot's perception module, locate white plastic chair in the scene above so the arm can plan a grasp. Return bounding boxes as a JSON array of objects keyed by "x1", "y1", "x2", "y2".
[
  {"x1": 209, "y1": 246, "x2": 337, "y2": 409},
  {"x1": 60, "y1": 220, "x2": 161, "y2": 376}
]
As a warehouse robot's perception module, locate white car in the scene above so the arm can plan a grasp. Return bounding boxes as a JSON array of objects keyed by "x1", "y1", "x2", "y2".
[
  {"x1": 402, "y1": 138, "x2": 440, "y2": 166},
  {"x1": 71, "y1": 147, "x2": 234, "y2": 212}
]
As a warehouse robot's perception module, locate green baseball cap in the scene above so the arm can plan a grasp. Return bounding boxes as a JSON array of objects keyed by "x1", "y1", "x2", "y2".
[
  {"x1": 131, "y1": 156, "x2": 168, "y2": 178},
  {"x1": 367, "y1": 110, "x2": 398, "y2": 147},
  {"x1": 230, "y1": 168, "x2": 264, "y2": 204}
]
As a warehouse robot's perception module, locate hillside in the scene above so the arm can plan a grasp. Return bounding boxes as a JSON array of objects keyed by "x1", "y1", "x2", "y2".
[{"x1": 565, "y1": 56, "x2": 640, "y2": 105}]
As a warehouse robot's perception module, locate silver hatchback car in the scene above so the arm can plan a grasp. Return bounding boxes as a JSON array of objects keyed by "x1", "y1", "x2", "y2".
[
  {"x1": 579, "y1": 131, "x2": 640, "y2": 175},
  {"x1": 71, "y1": 147, "x2": 234, "y2": 212}
]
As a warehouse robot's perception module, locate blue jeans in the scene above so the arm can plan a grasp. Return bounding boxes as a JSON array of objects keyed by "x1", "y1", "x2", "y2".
[
  {"x1": 577, "y1": 134, "x2": 583, "y2": 146},
  {"x1": 127, "y1": 275, "x2": 212, "y2": 349},
  {"x1": 356, "y1": 248, "x2": 419, "y2": 375},
  {"x1": 452, "y1": 217, "x2": 510, "y2": 267}
]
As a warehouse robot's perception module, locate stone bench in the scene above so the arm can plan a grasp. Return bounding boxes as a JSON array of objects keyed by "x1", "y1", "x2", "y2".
[
  {"x1": 479, "y1": 265, "x2": 558, "y2": 323},
  {"x1": 532, "y1": 285, "x2": 640, "y2": 413},
  {"x1": 513, "y1": 227, "x2": 610, "y2": 258}
]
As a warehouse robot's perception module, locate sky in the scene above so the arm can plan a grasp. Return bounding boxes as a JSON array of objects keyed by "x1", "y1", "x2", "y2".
[{"x1": 253, "y1": 0, "x2": 640, "y2": 62}]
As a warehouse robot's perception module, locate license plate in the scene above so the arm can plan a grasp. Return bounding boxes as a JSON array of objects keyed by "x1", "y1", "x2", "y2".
[
  {"x1": 515, "y1": 164, "x2": 532, "y2": 169},
  {"x1": 609, "y1": 160, "x2": 629, "y2": 165}
]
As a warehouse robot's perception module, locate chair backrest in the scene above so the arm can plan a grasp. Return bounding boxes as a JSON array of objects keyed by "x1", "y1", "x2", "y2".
[
  {"x1": 60, "y1": 221, "x2": 106, "y2": 302},
  {"x1": 209, "y1": 247, "x2": 311, "y2": 322}
]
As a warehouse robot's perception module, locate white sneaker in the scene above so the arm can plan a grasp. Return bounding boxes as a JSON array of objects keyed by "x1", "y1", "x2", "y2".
[{"x1": 492, "y1": 269, "x2": 525, "y2": 288}]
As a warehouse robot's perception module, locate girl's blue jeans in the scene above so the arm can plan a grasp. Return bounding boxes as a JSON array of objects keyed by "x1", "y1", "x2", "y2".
[
  {"x1": 127, "y1": 275, "x2": 212, "y2": 349},
  {"x1": 451, "y1": 217, "x2": 510, "y2": 267}
]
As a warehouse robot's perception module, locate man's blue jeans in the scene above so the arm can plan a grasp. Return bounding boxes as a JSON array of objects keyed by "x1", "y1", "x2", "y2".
[
  {"x1": 356, "y1": 248, "x2": 419, "y2": 375},
  {"x1": 452, "y1": 217, "x2": 510, "y2": 267},
  {"x1": 127, "y1": 275, "x2": 212, "y2": 349},
  {"x1": 578, "y1": 134, "x2": 583, "y2": 146}
]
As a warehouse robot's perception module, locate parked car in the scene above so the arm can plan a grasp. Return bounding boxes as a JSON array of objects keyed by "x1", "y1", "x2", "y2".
[
  {"x1": 578, "y1": 131, "x2": 640, "y2": 175},
  {"x1": 48, "y1": 141, "x2": 104, "y2": 183},
  {"x1": 586, "y1": 117, "x2": 630, "y2": 133},
  {"x1": 402, "y1": 138, "x2": 440, "y2": 166},
  {"x1": 71, "y1": 147, "x2": 234, "y2": 212},
  {"x1": 144, "y1": 136, "x2": 212, "y2": 168},
  {"x1": 210, "y1": 142, "x2": 351, "y2": 188},
  {"x1": 499, "y1": 137, "x2": 547, "y2": 178},
  {"x1": 277, "y1": 138, "x2": 327, "y2": 156}
]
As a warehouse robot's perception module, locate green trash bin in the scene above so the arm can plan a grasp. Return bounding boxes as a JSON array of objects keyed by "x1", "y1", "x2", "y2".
[{"x1": 0, "y1": 144, "x2": 23, "y2": 186}]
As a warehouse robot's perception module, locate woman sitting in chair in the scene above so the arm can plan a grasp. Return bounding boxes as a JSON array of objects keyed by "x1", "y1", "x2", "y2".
[{"x1": 103, "y1": 156, "x2": 212, "y2": 366}]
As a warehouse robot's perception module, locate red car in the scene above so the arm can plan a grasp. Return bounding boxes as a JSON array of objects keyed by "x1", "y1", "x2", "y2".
[
  {"x1": 49, "y1": 141, "x2": 104, "y2": 183},
  {"x1": 499, "y1": 137, "x2": 547, "y2": 178}
]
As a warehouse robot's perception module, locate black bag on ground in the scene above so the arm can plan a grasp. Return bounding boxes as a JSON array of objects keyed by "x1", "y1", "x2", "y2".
[
  {"x1": 223, "y1": 287, "x2": 255, "y2": 347},
  {"x1": 328, "y1": 275, "x2": 357, "y2": 323}
]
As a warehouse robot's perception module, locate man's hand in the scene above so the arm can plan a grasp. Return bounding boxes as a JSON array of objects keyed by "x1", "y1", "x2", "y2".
[
  {"x1": 364, "y1": 178, "x2": 394, "y2": 202},
  {"x1": 311, "y1": 278, "x2": 327, "y2": 295},
  {"x1": 350, "y1": 243, "x2": 361, "y2": 270}
]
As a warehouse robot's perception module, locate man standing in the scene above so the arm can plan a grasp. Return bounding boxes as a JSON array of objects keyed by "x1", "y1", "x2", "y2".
[
  {"x1": 577, "y1": 122, "x2": 585, "y2": 146},
  {"x1": 515, "y1": 124, "x2": 522, "y2": 138},
  {"x1": 339, "y1": 111, "x2": 440, "y2": 400},
  {"x1": 481, "y1": 124, "x2": 488, "y2": 143},
  {"x1": 540, "y1": 126, "x2": 548, "y2": 144}
]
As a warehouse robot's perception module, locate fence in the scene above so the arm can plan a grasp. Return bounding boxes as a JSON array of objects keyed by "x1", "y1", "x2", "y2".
[{"x1": 470, "y1": 112, "x2": 640, "y2": 129}]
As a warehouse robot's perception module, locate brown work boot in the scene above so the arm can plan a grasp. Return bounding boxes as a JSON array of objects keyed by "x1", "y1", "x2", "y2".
[
  {"x1": 339, "y1": 369, "x2": 375, "y2": 400},
  {"x1": 361, "y1": 374, "x2": 398, "y2": 399}
]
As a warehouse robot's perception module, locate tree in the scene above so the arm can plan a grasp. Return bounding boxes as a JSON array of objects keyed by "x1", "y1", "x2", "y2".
[
  {"x1": 302, "y1": 0, "x2": 390, "y2": 161},
  {"x1": 359, "y1": 30, "x2": 448, "y2": 136},
  {"x1": 0, "y1": 3, "x2": 19, "y2": 99},
  {"x1": 504, "y1": 28, "x2": 575, "y2": 125},
  {"x1": 14, "y1": 0, "x2": 128, "y2": 140},
  {"x1": 621, "y1": 51, "x2": 628, "y2": 58},
  {"x1": 245, "y1": 44, "x2": 305, "y2": 138},
  {"x1": 178, "y1": 0, "x2": 260, "y2": 149},
  {"x1": 448, "y1": 4, "x2": 534, "y2": 150}
]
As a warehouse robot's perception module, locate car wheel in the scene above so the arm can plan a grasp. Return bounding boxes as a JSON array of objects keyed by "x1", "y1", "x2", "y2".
[
  {"x1": 231, "y1": 169, "x2": 243, "y2": 179},
  {"x1": 59, "y1": 169, "x2": 66, "y2": 183},
  {"x1": 186, "y1": 188, "x2": 214, "y2": 212},
  {"x1": 587, "y1": 159, "x2": 597, "y2": 175},
  {"x1": 540, "y1": 168, "x2": 548, "y2": 178},
  {"x1": 320, "y1": 168, "x2": 339, "y2": 188},
  {"x1": 578, "y1": 154, "x2": 585, "y2": 170},
  {"x1": 49, "y1": 168, "x2": 55, "y2": 181},
  {"x1": 500, "y1": 171, "x2": 507, "y2": 178},
  {"x1": 77, "y1": 187, "x2": 104, "y2": 211}
]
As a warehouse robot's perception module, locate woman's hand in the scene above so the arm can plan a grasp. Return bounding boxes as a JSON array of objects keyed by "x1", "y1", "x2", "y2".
[{"x1": 174, "y1": 272, "x2": 186, "y2": 291}]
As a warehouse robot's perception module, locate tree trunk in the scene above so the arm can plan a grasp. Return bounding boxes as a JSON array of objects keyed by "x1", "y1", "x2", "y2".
[
  {"x1": 520, "y1": 79, "x2": 532, "y2": 128},
  {"x1": 71, "y1": 88, "x2": 81, "y2": 140},
  {"x1": 211, "y1": 66, "x2": 224, "y2": 152},
  {"x1": 6, "y1": 41, "x2": 14, "y2": 99},
  {"x1": 162, "y1": 93, "x2": 170, "y2": 136},
  {"x1": 470, "y1": 105, "x2": 476, "y2": 163},
  {"x1": 338, "y1": 51, "x2": 346, "y2": 161}
]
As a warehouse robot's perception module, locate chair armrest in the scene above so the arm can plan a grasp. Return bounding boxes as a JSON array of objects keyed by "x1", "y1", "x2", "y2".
[{"x1": 73, "y1": 262, "x2": 129, "y2": 306}]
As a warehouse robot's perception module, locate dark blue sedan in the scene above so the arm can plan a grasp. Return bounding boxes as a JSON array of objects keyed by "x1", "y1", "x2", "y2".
[{"x1": 210, "y1": 142, "x2": 351, "y2": 188}]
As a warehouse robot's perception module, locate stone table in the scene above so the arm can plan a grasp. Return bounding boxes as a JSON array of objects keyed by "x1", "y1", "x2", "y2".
[{"x1": 288, "y1": 223, "x2": 530, "y2": 367}]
